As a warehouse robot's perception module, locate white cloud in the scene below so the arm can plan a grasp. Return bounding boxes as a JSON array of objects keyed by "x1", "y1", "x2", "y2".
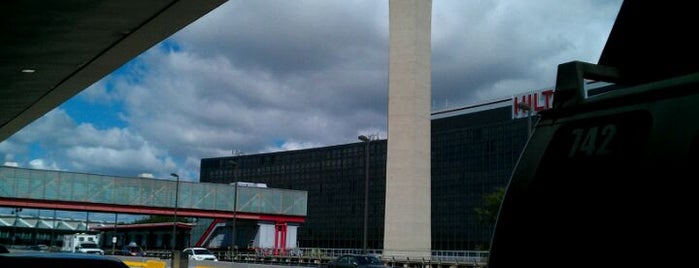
[
  {"x1": 264, "y1": 140, "x2": 323, "y2": 153},
  {"x1": 0, "y1": 108, "x2": 177, "y2": 178},
  {"x1": 28, "y1": 159, "x2": 61, "y2": 171},
  {"x1": 3, "y1": 161, "x2": 19, "y2": 167},
  {"x1": 430, "y1": 0, "x2": 621, "y2": 109}
]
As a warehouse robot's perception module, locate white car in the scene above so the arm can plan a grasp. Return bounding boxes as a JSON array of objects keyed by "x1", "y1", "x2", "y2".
[{"x1": 182, "y1": 247, "x2": 218, "y2": 261}]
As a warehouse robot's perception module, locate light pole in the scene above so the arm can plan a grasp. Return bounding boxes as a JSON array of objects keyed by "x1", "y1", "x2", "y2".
[
  {"x1": 112, "y1": 213, "x2": 118, "y2": 255},
  {"x1": 51, "y1": 209, "x2": 56, "y2": 248},
  {"x1": 229, "y1": 160, "x2": 238, "y2": 261},
  {"x1": 358, "y1": 135, "x2": 371, "y2": 254},
  {"x1": 11, "y1": 207, "x2": 22, "y2": 247},
  {"x1": 170, "y1": 173, "x2": 180, "y2": 251},
  {"x1": 517, "y1": 102, "x2": 533, "y2": 138}
]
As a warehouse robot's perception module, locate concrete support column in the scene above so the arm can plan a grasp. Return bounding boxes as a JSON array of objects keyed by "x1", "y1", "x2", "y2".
[{"x1": 384, "y1": 0, "x2": 432, "y2": 259}]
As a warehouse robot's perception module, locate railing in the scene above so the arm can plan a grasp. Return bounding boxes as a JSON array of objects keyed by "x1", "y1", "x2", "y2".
[
  {"x1": 299, "y1": 247, "x2": 383, "y2": 258},
  {"x1": 204, "y1": 248, "x2": 488, "y2": 267},
  {"x1": 135, "y1": 248, "x2": 489, "y2": 268},
  {"x1": 431, "y1": 250, "x2": 489, "y2": 264}
]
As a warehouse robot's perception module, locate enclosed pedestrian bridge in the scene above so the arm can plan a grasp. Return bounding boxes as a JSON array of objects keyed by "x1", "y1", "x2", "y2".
[{"x1": 0, "y1": 166, "x2": 306, "y2": 223}]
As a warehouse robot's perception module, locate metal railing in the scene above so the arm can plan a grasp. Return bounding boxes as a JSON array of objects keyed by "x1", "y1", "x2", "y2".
[
  {"x1": 208, "y1": 247, "x2": 488, "y2": 258},
  {"x1": 431, "y1": 250, "x2": 489, "y2": 264},
  {"x1": 120, "y1": 248, "x2": 490, "y2": 268}
]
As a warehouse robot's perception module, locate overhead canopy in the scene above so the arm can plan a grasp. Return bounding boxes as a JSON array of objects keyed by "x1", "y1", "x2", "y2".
[{"x1": 0, "y1": 0, "x2": 226, "y2": 141}]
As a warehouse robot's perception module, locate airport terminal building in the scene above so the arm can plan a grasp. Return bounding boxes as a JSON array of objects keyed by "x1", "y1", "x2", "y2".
[{"x1": 200, "y1": 89, "x2": 552, "y2": 251}]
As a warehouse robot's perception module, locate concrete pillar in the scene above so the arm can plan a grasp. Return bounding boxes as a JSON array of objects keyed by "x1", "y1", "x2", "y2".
[{"x1": 384, "y1": 0, "x2": 432, "y2": 259}]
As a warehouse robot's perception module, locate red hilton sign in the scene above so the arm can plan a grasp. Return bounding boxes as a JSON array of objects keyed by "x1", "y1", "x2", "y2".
[{"x1": 512, "y1": 88, "x2": 554, "y2": 119}]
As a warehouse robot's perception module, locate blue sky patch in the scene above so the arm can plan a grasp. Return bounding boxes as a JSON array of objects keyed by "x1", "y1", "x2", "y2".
[
  {"x1": 111, "y1": 57, "x2": 147, "y2": 85},
  {"x1": 159, "y1": 39, "x2": 182, "y2": 53},
  {"x1": 61, "y1": 98, "x2": 127, "y2": 129},
  {"x1": 28, "y1": 142, "x2": 43, "y2": 160}
]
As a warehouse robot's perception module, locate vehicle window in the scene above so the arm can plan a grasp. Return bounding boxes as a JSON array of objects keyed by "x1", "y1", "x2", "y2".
[
  {"x1": 81, "y1": 243, "x2": 98, "y2": 249},
  {"x1": 193, "y1": 249, "x2": 212, "y2": 255},
  {"x1": 357, "y1": 256, "x2": 382, "y2": 265}
]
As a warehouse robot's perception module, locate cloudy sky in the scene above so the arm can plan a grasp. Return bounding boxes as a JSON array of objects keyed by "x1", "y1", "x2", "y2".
[{"x1": 1, "y1": 0, "x2": 623, "y2": 183}]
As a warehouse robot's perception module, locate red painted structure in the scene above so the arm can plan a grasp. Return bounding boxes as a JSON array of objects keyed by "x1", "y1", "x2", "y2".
[
  {"x1": 195, "y1": 218, "x2": 226, "y2": 247},
  {"x1": 274, "y1": 222, "x2": 288, "y2": 255},
  {"x1": 1, "y1": 197, "x2": 305, "y2": 253}
]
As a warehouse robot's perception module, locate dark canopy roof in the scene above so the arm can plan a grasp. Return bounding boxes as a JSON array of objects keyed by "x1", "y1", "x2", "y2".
[{"x1": 0, "y1": 0, "x2": 225, "y2": 141}]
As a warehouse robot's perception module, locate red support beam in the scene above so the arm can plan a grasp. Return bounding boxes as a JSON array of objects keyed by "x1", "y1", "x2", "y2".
[
  {"x1": 274, "y1": 222, "x2": 288, "y2": 255},
  {"x1": 195, "y1": 218, "x2": 227, "y2": 247}
]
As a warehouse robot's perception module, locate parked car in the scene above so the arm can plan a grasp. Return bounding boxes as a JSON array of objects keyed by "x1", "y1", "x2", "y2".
[
  {"x1": 119, "y1": 243, "x2": 147, "y2": 256},
  {"x1": 326, "y1": 254, "x2": 386, "y2": 268},
  {"x1": 29, "y1": 244, "x2": 49, "y2": 251},
  {"x1": 182, "y1": 247, "x2": 218, "y2": 261}
]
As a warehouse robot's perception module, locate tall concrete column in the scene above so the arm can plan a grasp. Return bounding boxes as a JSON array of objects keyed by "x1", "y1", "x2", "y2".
[{"x1": 384, "y1": 0, "x2": 432, "y2": 259}]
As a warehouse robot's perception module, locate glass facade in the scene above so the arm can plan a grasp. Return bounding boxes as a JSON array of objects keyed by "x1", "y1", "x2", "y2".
[
  {"x1": 200, "y1": 104, "x2": 531, "y2": 250},
  {"x1": 431, "y1": 106, "x2": 529, "y2": 250},
  {"x1": 201, "y1": 142, "x2": 386, "y2": 249}
]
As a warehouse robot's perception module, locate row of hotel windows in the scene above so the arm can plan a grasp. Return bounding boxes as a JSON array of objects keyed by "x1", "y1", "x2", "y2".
[
  {"x1": 208, "y1": 159, "x2": 385, "y2": 178},
  {"x1": 229, "y1": 145, "x2": 385, "y2": 166}
]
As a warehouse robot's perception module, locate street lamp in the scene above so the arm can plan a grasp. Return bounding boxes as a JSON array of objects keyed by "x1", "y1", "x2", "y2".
[
  {"x1": 170, "y1": 173, "x2": 180, "y2": 251},
  {"x1": 112, "y1": 213, "x2": 118, "y2": 255},
  {"x1": 229, "y1": 160, "x2": 238, "y2": 261},
  {"x1": 517, "y1": 102, "x2": 533, "y2": 138},
  {"x1": 11, "y1": 207, "x2": 22, "y2": 247},
  {"x1": 358, "y1": 135, "x2": 371, "y2": 254}
]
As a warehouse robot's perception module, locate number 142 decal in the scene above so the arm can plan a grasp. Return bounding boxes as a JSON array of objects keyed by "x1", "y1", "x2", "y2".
[{"x1": 568, "y1": 124, "x2": 617, "y2": 157}]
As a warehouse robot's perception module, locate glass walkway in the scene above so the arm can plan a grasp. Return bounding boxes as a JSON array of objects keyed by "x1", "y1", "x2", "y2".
[{"x1": 0, "y1": 166, "x2": 306, "y2": 219}]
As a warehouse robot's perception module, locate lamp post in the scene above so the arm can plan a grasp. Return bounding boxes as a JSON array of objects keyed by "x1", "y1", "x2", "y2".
[
  {"x1": 51, "y1": 209, "x2": 56, "y2": 247},
  {"x1": 112, "y1": 213, "x2": 118, "y2": 255},
  {"x1": 517, "y1": 102, "x2": 533, "y2": 138},
  {"x1": 229, "y1": 160, "x2": 238, "y2": 261},
  {"x1": 358, "y1": 135, "x2": 371, "y2": 254},
  {"x1": 11, "y1": 207, "x2": 22, "y2": 247},
  {"x1": 170, "y1": 173, "x2": 180, "y2": 251}
]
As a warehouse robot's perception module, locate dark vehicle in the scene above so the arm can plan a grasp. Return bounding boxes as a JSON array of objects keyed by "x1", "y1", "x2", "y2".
[
  {"x1": 488, "y1": 2, "x2": 698, "y2": 268},
  {"x1": 119, "y1": 243, "x2": 147, "y2": 257},
  {"x1": 326, "y1": 254, "x2": 386, "y2": 268},
  {"x1": 28, "y1": 244, "x2": 49, "y2": 251},
  {"x1": 0, "y1": 253, "x2": 129, "y2": 268}
]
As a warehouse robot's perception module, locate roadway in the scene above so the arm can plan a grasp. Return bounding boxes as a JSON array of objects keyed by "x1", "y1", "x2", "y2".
[
  {"x1": 8, "y1": 247, "x2": 319, "y2": 268},
  {"x1": 4, "y1": 248, "x2": 306, "y2": 268},
  {"x1": 5, "y1": 247, "x2": 486, "y2": 268}
]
